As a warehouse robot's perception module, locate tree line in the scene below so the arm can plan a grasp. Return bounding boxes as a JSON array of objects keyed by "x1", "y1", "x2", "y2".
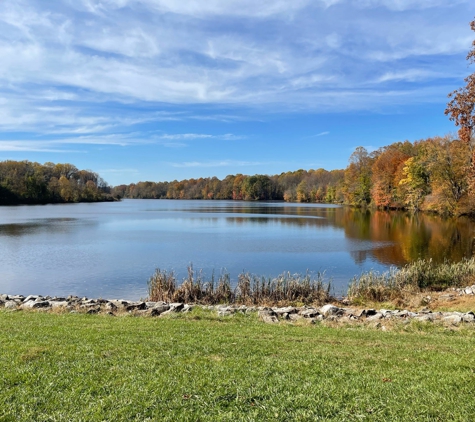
[
  {"x1": 111, "y1": 169, "x2": 345, "y2": 203},
  {"x1": 110, "y1": 134, "x2": 473, "y2": 216},
  {"x1": 0, "y1": 160, "x2": 114, "y2": 205}
]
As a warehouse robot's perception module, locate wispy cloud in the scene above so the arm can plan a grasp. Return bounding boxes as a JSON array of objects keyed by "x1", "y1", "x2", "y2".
[
  {"x1": 304, "y1": 131, "x2": 330, "y2": 138},
  {"x1": 170, "y1": 160, "x2": 266, "y2": 168}
]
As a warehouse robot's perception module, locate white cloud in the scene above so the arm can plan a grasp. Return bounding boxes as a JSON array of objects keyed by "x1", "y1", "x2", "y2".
[{"x1": 0, "y1": 0, "x2": 472, "y2": 136}]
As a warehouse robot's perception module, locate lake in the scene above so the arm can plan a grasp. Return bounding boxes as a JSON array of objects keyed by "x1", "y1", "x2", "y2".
[{"x1": 1, "y1": 200, "x2": 474, "y2": 300}]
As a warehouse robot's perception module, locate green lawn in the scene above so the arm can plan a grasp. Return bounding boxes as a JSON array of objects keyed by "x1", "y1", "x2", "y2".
[{"x1": 1, "y1": 309, "x2": 474, "y2": 421}]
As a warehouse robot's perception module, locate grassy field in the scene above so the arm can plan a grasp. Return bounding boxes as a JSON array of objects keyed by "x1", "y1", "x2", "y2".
[{"x1": 1, "y1": 309, "x2": 475, "y2": 421}]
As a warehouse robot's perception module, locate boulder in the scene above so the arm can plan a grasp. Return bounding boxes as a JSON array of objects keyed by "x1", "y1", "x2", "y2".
[
  {"x1": 443, "y1": 315, "x2": 462, "y2": 325},
  {"x1": 258, "y1": 309, "x2": 279, "y2": 324},
  {"x1": 273, "y1": 306, "x2": 297, "y2": 315},
  {"x1": 319, "y1": 304, "x2": 342, "y2": 317},
  {"x1": 462, "y1": 313, "x2": 475, "y2": 323},
  {"x1": 4, "y1": 301, "x2": 17, "y2": 310},
  {"x1": 50, "y1": 301, "x2": 69, "y2": 309},
  {"x1": 299, "y1": 308, "x2": 319, "y2": 318},
  {"x1": 125, "y1": 301, "x2": 146, "y2": 311},
  {"x1": 21, "y1": 300, "x2": 50, "y2": 310}
]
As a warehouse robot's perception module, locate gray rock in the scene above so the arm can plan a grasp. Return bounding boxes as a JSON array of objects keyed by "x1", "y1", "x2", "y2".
[
  {"x1": 319, "y1": 304, "x2": 342, "y2": 316},
  {"x1": 0, "y1": 294, "x2": 8, "y2": 301},
  {"x1": 443, "y1": 315, "x2": 462, "y2": 325},
  {"x1": 462, "y1": 313, "x2": 475, "y2": 323},
  {"x1": 464, "y1": 287, "x2": 473, "y2": 295},
  {"x1": 21, "y1": 300, "x2": 50, "y2": 309},
  {"x1": 5, "y1": 301, "x2": 17, "y2": 310},
  {"x1": 182, "y1": 304, "x2": 193, "y2": 313},
  {"x1": 258, "y1": 309, "x2": 279, "y2": 324},
  {"x1": 273, "y1": 306, "x2": 297, "y2": 315},
  {"x1": 413, "y1": 314, "x2": 434, "y2": 322},
  {"x1": 125, "y1": 301, "x2": 146, "y2": 311},
  {"x1": 80, "y1": 303, "x2": 100, "y2": 309},
  {"x1": 300, "y1": 308, "x2": 319, "y2": 318},
  {"x1": 50, "y1": 301, "x2": 69, "y2": 308},
  {"x1": 87, "y1": 308, "x2": 99, "y2": 314},
  {"x1": 217, "y1": 309, "x2": 234, "y2": 317},
  {"x1": 104, "y1": 302, "x2": 118, "y2": 311},
  {"x1": 366, "y1": 313, "x2": 383, "y2": 321},
  {"x1": 394, "y1": 310, "x2": 409, "y2": 318},
  {"x1": 169, "y1": 303, "x2": 184, "y2": 312},
  {"x1": 150, "y1": 304, "x2": 170, "y2": 314},
  {"x1": 24, "y1": 295, "x2": 39, "y2": 302}
]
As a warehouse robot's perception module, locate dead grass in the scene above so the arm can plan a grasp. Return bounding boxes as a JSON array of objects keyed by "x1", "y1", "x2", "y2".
[{"x1": 148, "y1": 266, "x2": 332, "y2": 306}]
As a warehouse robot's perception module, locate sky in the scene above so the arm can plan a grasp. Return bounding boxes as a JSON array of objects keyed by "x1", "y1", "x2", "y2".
[{"x1": 0, "y1": 0, "x2": 474, "y2": 186}]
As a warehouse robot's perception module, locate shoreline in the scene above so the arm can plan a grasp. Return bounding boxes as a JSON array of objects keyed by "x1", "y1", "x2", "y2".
[{"x1": 3, "y1": 288, "x2": 475, "y2": 328}]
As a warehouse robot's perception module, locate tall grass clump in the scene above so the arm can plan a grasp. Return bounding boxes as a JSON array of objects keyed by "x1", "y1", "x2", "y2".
[
  {"x1": 235, "y1": 271, "x2": 330, "y2": 305},
  {"x1": 348, "y1": 257, "x2": 475, "y2": 302},
  {"x1": 148, "y1": 266, "x2": 332, "y2": 305}
]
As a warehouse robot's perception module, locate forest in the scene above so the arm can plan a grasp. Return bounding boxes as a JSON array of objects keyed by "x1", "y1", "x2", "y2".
[
  {"x1": 0, "y1": 161, "x2": 113, "y2": 205},
  {"x1": 0, "y1": 134, "x2": 472, "y2": 215},
  {"x1": 109, "y1": 134, "x2": 472, "y2": 216}
]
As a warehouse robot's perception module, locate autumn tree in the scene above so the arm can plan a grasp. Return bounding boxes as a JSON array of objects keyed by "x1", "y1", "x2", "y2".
[
  {"x1": 343, "y1": 147, "x2": 373, "y2": 206},
  {"x1": 445, "y1": 18, "x2": 475, "y2": 187}
]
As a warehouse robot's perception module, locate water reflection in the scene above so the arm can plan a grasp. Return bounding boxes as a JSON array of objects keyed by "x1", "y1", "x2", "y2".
[
  {"x1": 1, "y1": 200, "x2": 474, "y2": 299},
  {"x1": 0, "y1": 218, "x2": 80, "y2": 237},
  {"x1": 186, "y1": 204, "x2": 475, "y2": 266}
]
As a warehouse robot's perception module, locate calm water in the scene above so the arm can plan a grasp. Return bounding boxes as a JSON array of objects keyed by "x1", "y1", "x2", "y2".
[{"x1": 1, "y1": 200, "x2": 474, "y2": 299}]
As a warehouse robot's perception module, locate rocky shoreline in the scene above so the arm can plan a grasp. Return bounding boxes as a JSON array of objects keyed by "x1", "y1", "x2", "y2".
[{"x1": 2, "y1": 291, "x2": 475, "y2": 327}]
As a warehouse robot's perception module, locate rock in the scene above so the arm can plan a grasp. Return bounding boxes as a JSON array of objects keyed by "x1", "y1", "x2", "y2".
[
  {"x1": 0, "y1": 294, "x2": 8, "y2": 301},
  {"x1": 413, "y1": 314, "x2": 434, "y2": 322},
  {"x1": 80, "y1": 303, "x2": 100, "y2": 310},
  {"x1": 443, "y1": 315, "x2": 462, "y2": 325},
  {"x1": 464, "y1": 287, "x2": 473, "y2": 295},
  {"x1": 393, "y1": 310, "x2": 409, "y2": 318},
  {"x1": 182, "y1": 304, "x2": 193, "y2": 313},
  {"x1": 87, "y1": 308, "x2": 99, "y2": 314},
  {"x1": 21, "y1": 300, "x2": 50, "y2": 310},
  {"x1": 52, "y1": 297, "x2": 67, "y2": 302},
  {"x1": 258, "y1": 309, "x2": 279, "y2": 324},
  {"x1": 217, "y1": 309, "x2": 234, "y2": 317},
  {"x1": 125, "y1": 301, "x2": 146, "y2": 311},
  {"x1": 50, "y1": 301, "x2": 69, "y2": 309},
  {"x1": 299, "y1": 308, "x2": 319, "y2": 318},
  {"x1": 357, "y1": 309, "x2": 377, "y2": 318},
  {"x1": 104, "y1": 302, "x2": 118, "y2": 311},
  {"x1": 169, "y1": 303, "x2": 184, "y2": 312},
  {"x1": 319, "y1": 304, "x2": 342, "y2": 317},
  {"x1": 4, "y1": 301, "x2": 17, "y2": 310},
  {"x1": 366, "y1": 313, "x2": 383, "y2": 321},
  {"x1": 24, "y1": 295, "x2": 39, "y2": 302},
  {"x1": 462, "y1": 313, "x2": 475, "y2": 323},
  {"x1": 149, "y1": 303, "x2": 170, "y2": 315},
  {"x1": 273, "y1": 306, "x2": 297, "y2": 315}
]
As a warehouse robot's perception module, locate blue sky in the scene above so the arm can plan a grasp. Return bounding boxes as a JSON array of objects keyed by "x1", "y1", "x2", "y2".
[{"x1": 0, "y1": 0, "x2": 473, "y2": 186}]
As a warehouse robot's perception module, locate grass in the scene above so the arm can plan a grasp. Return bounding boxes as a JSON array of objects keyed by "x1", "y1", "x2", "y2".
[
  {"x1": 148, "y1": 265, "x2": 331, "y2": 306},
  {"x1": 348, "y1": 257, "x2": 475, "y2": 303},
  {"x1": 2, "y1": 309, "x2": 475, "y2": 421}
]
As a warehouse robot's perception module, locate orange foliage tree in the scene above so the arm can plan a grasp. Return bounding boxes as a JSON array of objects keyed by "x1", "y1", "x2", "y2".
[{"x1": 445, "y1": 18, "x2": 475, "y2": 188}]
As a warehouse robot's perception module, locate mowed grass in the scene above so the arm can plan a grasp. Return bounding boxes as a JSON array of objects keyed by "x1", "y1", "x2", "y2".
[{"x1": 1, "y1": 309, "x2": 475, "y2": 421}]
